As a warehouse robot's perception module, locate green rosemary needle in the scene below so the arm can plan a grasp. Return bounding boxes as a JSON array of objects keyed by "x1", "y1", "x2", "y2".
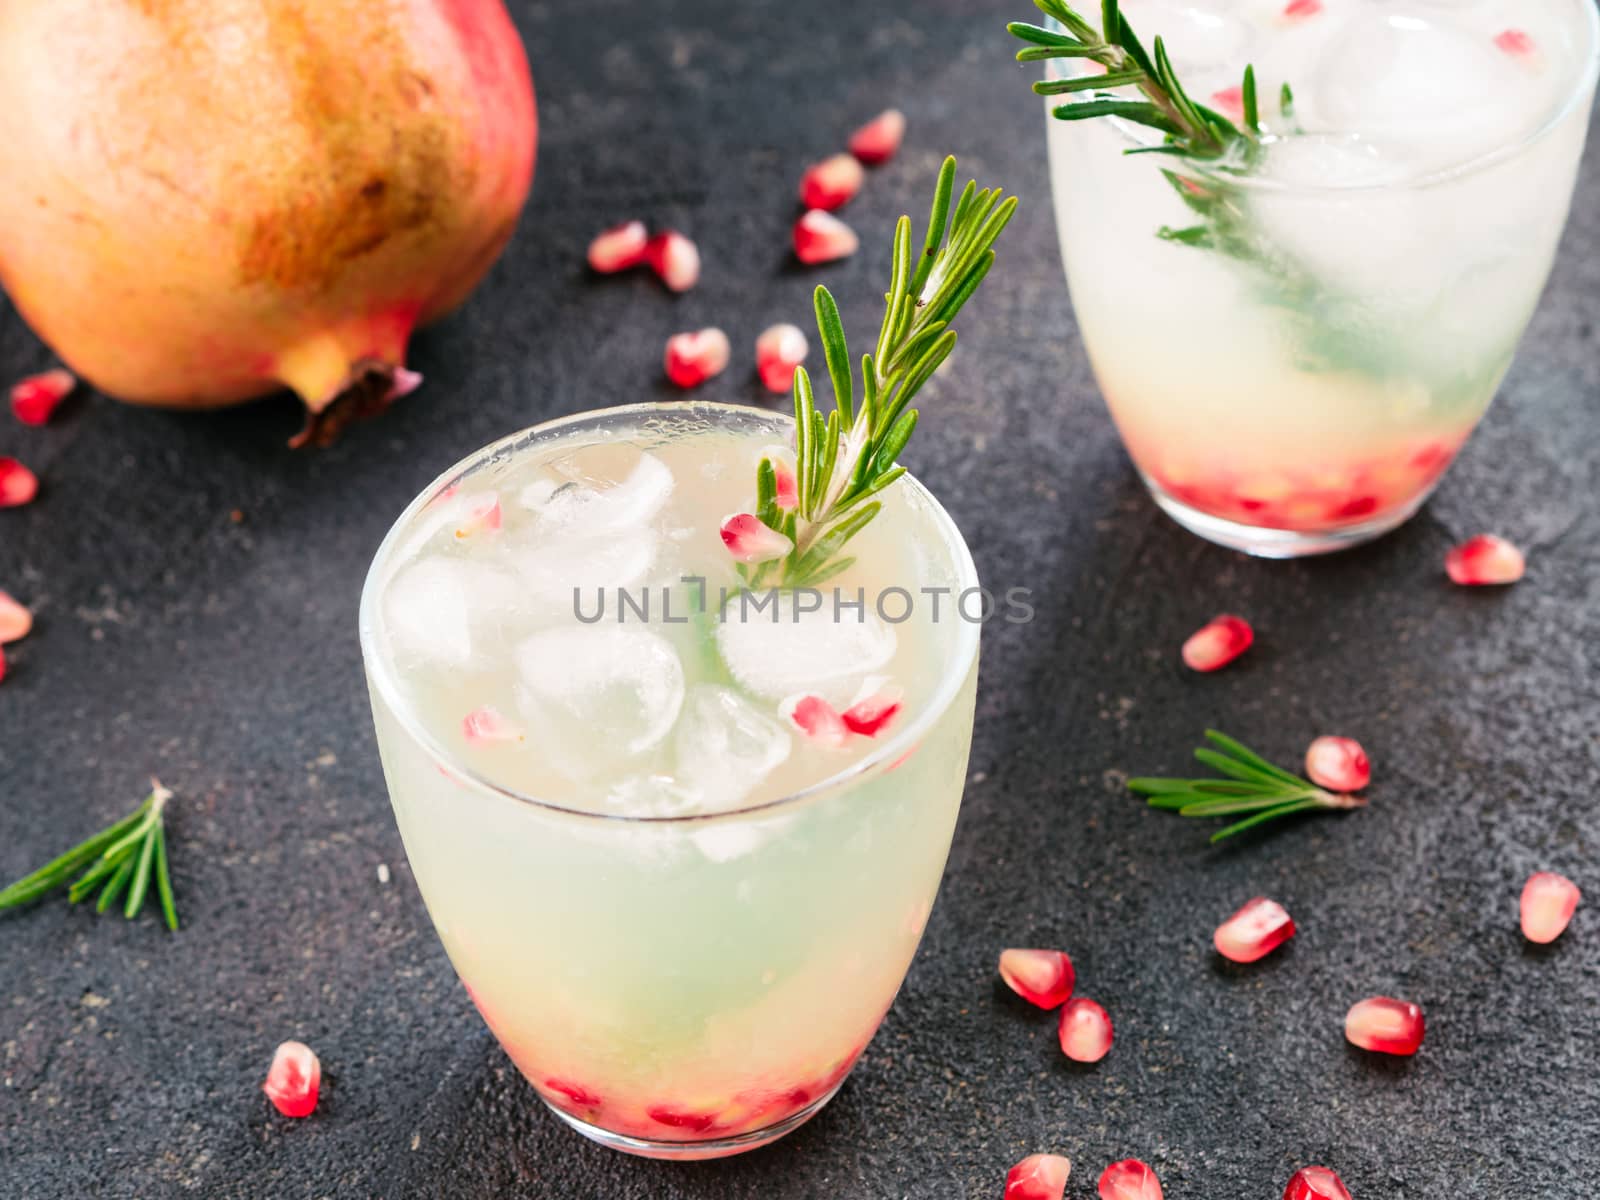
[
  {"x1": 0, "y1": 780, "x2": 180, "y2": 930},
  {"x1": 1128, "y1": 730, "x2": 1366, "y2": 843}
]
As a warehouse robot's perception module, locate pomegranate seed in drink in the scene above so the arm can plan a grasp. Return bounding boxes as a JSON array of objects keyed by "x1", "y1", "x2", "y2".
[
  {"x1": 1520, "y1": 871, "x2": 1580, "y2": 944},
  {"x1": 780, "y1": 693, "x2": 850, "y2": 747},
  {"x1": 1210, "y1": 86, "x2": 1244, "y2": 122},
  {"x1": 0, "y1": 457, "x2": 39, "y2": 508},
  {"x1": 719, "y1": 512, "x2": 794, "y2": 564},
  {"x1": 1284, "y1": 1165, "x2": 1354, "y2": 1200},
  {"x1": 462, "y1": 705, "x2": 523, "y2": 744},
  {"x1": 10, "y1": 368, "x2": 75, "y2": 425},
  {"x1": 1006, "y1": 1153, "x2": 1073, "y2": 1200},
  {"x1": 587, "y1": 220, "x2": 649, "y2": 274},
  {"x1": 1494, "y1": 28, "x2": 1537, "y2": 57},
  {"x1": 794, "y1": 210, "x2": 860, "y2": 265},
  {"x1": 263, "y1": 1040, "x2": 322, "y2": 1118},
  {"x1": 644, "y1": 230, "x2": 701, "y2": 292},
  {"x1": 1213, "y1": 897, "x2": 1296, "y2": 964},
  {"x1": 664, "y1": 328, "x2": 731, "y2": 388},
  {"x1": 1344, "y1": 996, "x2": 1425, "y2": 1055},
  {"x1": 760, "y1": 445, "x2": 800, "y2": 508},
  {"x1": 545, "y1": 1077, "x2": 603, "y2": 1108},
  {"x1": 0, "y1": 590, "x2": 32, "y2": 644},
  {"x1": 848, "y1": 109, "x2": 906, "y2": 165},
  {"x1": 1304, "y1": 736, "x2": 1370, "y2": 793},
  {"x1": 1283, "y1": 0, "x2": 1323, "y2": 18},
  {"x1": 1445, "y1": 534, "x2": 1525, "y2": 585},
  {"x1": 841, "y1": 684, "x2": 903, "y2": 737},
  {"x1": 1181, "y1": 614, "x2": 1253, "y2": 672},
  {"x1": 998, "y1": 948, "x2": 1076, "y2": 1009},
  {"x1": 1098, "y1": 1158, "x2": 1164, "y2": 1200},
  {"x1": 799, "y1": 153, "x2": 865, "y2": 211},
  {"x1": 756, "y1": 323, "x2": 809, "y2": 393},
  {"x1": 1058, "y1": 996, "x2": 1113, "y2": 1062}
]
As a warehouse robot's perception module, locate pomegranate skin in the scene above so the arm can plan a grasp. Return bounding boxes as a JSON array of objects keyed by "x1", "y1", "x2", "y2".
[{"x1": 0, "y1": 0, "x2": 536, "y2": 445}]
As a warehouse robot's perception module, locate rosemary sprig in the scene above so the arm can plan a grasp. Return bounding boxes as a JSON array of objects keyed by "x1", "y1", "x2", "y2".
[
  {"x1": 0, "y1": 781, "x2": 180, "y2": 930},
  {"x1": 1128, "y1": 730, "x2": 1365, "y2": 843},
  {"x1": 743, "y1": 155, "x2": 1016, "y2": 588}
]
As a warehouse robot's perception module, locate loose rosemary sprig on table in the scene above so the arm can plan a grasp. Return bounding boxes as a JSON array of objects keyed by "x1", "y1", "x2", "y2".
[
  {"x1": 0, "y1": 781, "x2": 180, "y2": 930},
  {"x1": 1129, "y1": 731, "x2": 1366, "y2": 843},
  {"x1": 743, "y1": 155, "x2": 1016, "y2": 589}
]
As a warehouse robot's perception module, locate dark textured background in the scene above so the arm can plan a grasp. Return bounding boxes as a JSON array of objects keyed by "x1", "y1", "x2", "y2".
[{"x1": 2, "y1": 2, "x2": 1597, "y2": 1197}]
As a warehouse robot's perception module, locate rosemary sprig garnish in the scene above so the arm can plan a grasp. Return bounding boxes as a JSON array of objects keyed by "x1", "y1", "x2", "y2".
[
  {"x1": 0, "y1": 781, "x2": 180, "y2": 930},
  {"x1": 1129, "y1": 731, "x2": 1366, "y2": 843},
  {"x1": 744, "y1": 155, "x2": 1016, "y2": 588}
]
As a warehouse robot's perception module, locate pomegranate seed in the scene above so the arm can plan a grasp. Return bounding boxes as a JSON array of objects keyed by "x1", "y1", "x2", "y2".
[
  {"x1": 1284, "y1": 1166, "x2": 1354, "y2": 1200},
  {"x1": 1058, "y1": 996, "x2": 1113, "y2": 1063},
  {"x1": 1445, "y1": 534, "x2": 1524, "y2": 585},
  {"x1": 647, "y1": 1104, "x2": 721, "y2": 1133},
  {"x1": 1181, "y1": 614, "x2": 1253, "y2": 672},
  {"x1": 545, "y1": 1077, "x2": 602, "y2": 1108},
  {"x1": 0, "y1": 590, "x2": 32, "y2": 644},
  {"x1": 386, "y1": 367, "x2": 424, "y2": 403},
  {"x1": 1214, "y1": 897, "x2": 1296, "y2": 964},
  {"x1": 0, "y1": 457, "x2": 39, "y2": 508},
  {"x1": 10, "y1": 368, "x2": 75, "y2": 426},
  {"x1": 453, "y1": 493, "x2": 502, "y2": 538},
  {"x1": 794, "y1": 210, "x2": 860, "y2": 265},
  {"x1": 1098, "y1": 1159, "x2": 1164, "y2": 1200},
  {"x1": 756, "y1": 323, "x2": 810, "y2": 394},
  {"x1": 1304, "y1": 736, "x2": 1371, "y2": 792},
  {"x1": 842, "y1": 684, "x2": 903, "y2": 737},
  {"x1": 664, "y1": 327, "x2": 731, "y2": 389},
  {"x1": 1283, "y1": 0, "x2": 1323, "y2": 18},
  {"x1": 1210, "y1": 85, "x2": 1244, "y2": 122},
  {"x1": 263, "y1": 1040, "x2": 321, "y2": 1118},
  {"x1": 1344, "y1": 996, "x2": 1425, "y2": 1056},
  {"x1": 644, "y1": 230, "x2": 701, "y2": 292},
  {"x1": 1494, "y1": 28, "x2": 1537, "y2": 57},
  {"x1": 720, "y1": 512, "x2": 794, "y2": 564},
  {"x1": 760, "y1": 445, "x2": 800, "y2": 509},
  {"x1": 587, "y1": 220, "x2": 649, "y2": 273},
  {"x1": 799, "y1": 153, "x2": 865, "y2": 211},
  {"x1": 462, "y1": 705, "x2": 523, "y2": 744},
  {"x1": 998, "y1": 948, "x2": 1076, "y2": 1009},
  {"x1": 780, "y1": 693, "x2": 850, "y2": 747},
  {"x1": 1520, "y1": 871, "x2": 1580, "y2": 944},
  {"x1": 1006, "y1": 1153, "x2": 1073, "y2": 1200},
  {"x1": 848, "y1": 108, "x2": 906, "y2": 165}
]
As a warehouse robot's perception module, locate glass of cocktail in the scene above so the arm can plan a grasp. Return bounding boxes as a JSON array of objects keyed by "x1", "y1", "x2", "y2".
[{"x1": 1022, "y1": 0, "x2": 1598, "y2": 556}]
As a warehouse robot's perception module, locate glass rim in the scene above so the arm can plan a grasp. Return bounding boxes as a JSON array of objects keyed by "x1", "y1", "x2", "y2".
[
  {"x1": 1047, "y1": 0, "x2": 1600, "y2": 195},
  {"x1": 357, "y1": 400, "x2": 983, "y2": 826}
]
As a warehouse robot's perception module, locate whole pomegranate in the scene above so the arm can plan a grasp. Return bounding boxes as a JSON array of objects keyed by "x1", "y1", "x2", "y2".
[{"x1": 0, "y1": 0, "x2": 536, "y2": 445}]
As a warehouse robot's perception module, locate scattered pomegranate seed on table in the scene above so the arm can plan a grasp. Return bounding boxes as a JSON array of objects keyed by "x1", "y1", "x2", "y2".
[
  {"x1": 1098, "y1": 1159, "x2": 1164, "y2": 1200},
  {"x1": 1006, "y1": 1153, "x2": 1072, "y2": 1200},
  {"x1": 1344, "y1": 996, "x2": 1425, "y2": 1056},
  {"x1": 1520, "y1": 871, "x2": 1580, "y2": 944},
  {"x1": 1058, "y1": 996, "x2": 1113, "y2": 1063},
  {"x1": 780, "y1": 693, "x2": 850, "y2": 747},
  {"x1": 9, "y1": 368, "x2": 75, "y2": 426},
  {"x1": 848, "y1": 108, "x2": 906, "y2": 165},
  {"x1": 998, "y1": 948, "x2": 1076, "y2": 1009},
  {"x1": 587, "y1": 220, "x2": 649, "y2": 274},
  {"x1": 644, "y1": 230, "x2": 701, "y2": 292},
  {"x1": 0, "y1": 457, "x2": 39, "y2": 507},
  {"x1": 799, "y1": 153, "x2": 865, "y2": 211},
  {"x1": 1213, "y1": 897, "x2": 1296, "y2": 964},
  {"x1": 1304, "y1": 736, "x2": 1370, "y2": 793},
  {"x1": 462, "y1": 705, "x2": 523, "y2": 744},
  {"x1": 263, "y1": 1040, "x2": 322, "y2": 1118},
  {"x1": 1445, "y1": 534, "x2": 1525, "y2": 585},
  {"x1": 1284, "y1": 1165, "x2": 1354, "y2": 1200},
  {"x1": 720, "y1": 512, "x2": 793, "y2": 564},
  {"x1": 664, "y1": 328, "x2": 731, "y2": 389},
  {"x1": 1181, "y1": 614, "x2": 1253, "y2": 672},
  {"x1": 755, "y1": 323, "x2": 809, "y2": 393},
  {"x1": 794, "y1": 210, "x2": 860, "y2": 265},
  {"x1": 0, "y1": 590, "x2": 31, "y2": 644}
]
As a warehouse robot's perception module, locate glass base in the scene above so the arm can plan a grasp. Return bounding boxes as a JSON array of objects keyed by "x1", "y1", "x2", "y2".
[
  {"x1": 540, "y1": 1080, "x2": 845, "y2": 1161},
  {"x1": 1142, "y1": 473, "x2": 1427, "y2": 558}
]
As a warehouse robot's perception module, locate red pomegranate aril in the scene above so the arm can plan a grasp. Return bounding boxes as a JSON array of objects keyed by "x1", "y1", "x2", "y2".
[
  {"x1": 0, "y1": 457, "x2": 39, "y2": 508},
  {"x1": 799, "y1": 153, "x2": 865, "y2": 211},
  {"x1": 794, "y1": 210, "x2": 860, "y2": 265},
  {"x1": 1214, "y1": 897, "x2": 1296, "y2": 964},
  {"x1": 1181, "y1": 614, "x2": 1253, "y2": 672},
  {"x1": 0, "y1": 590, "x2": 31, "y2": 644},
  {"x1": 848, "y1": 108, "x2": 906, "y2": 165},
  {"x1": 263, "y1": 1040, "x2": 321, "y2": 1118},
  {"x1": 842, "y1": 685, "x2": 902, "y2": 737},
  {"x1": 1345, "y1": 996, "x2": 1425, "y2": 1055},
  {"x1": 1058, "y1": 996, "x2": 1113, "y2": 1063},
  {"x1": 644, "y1": 230, "x2": 701, "y2": 292},
  {"x1": 756, "y1": 323, "x2": 810, "y2": 394},
  {"x1": 998, "y1": 948, "x2": 1076, "y2": 1009},
  {"x1": 1494, "y1": 28, "x2": 1537, "y2": 57},
  {"x1": 1445, "y1": 534, "x2": 1524, "y2": 585},
  {"x1": 720, "y1": 512, "x2": 794, "y2": 564},
  {"x1": 1304, "y1": 735, "x2": 1371, "y2": 793},
  {"x1": 587, "y1": 220, "x2": 649, "y2": 273},
  {"x1": 1210, "y1": 85, "x2": 1244, "y2": 122},
  {"x1": 1520, "y1": 871, "x2": 1580, "y2": 944},
  {"x1": 10, "y1": 368, "x2": 75, "y2": 426},
  {"x1": 664, "y1": 327, "x2": 731, "y2": 389},
  {"x1": 1283, "y1": 0, "x2": 1323, "y2": 17},
  {"x1": 647, "y1": 1104, "x2": 721, "y2": 1133},
  {"x1": 453, "y1": 493, "x2": 502, "y2": 539},
  {"x1": 545, "y1": 1077, "x2": 602, "y2": 1108},
  {"x1": 1006, "y1": 1153, "x2": 1073, "y2": 1200},
  {"x1": 1098, "y1": 1159, "x2": 1164, "y2": 1200},
  {"x1": 781, "y1": 692, "x2": 850, "y2": 747},
  {"x1": 1284, "y1": 1165, "x2": 1354, "y2": 1200},
  {"x1": 462, "y1": 705, "x2": 523, "y2": 744}
]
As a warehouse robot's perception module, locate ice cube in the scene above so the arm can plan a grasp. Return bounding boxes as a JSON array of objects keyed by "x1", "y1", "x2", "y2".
[
  {"x1": 715, "y1": 591, "x2": 897, "y2": 707},
  {"x1": 523, "y1": 451, "x2": 674, "y2": 534},
  {"x1": 1123, "y1": 0, "x2": 1256, "y2": 73},
  {"x1": 382, "y1": 556, "x2": 523, "y2": 667},
  {"x1": 672, "y1": 685, "x2": 792, "y2": 812},
  {"x1": 605, "y1": 772, "x2": 701, "y2": 818},
  {"x1": 510, "y1": 528, "x2": 662, "y2": 615}
]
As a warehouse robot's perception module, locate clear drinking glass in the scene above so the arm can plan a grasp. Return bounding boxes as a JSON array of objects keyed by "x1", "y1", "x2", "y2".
[
  {"x1": 1045, "y1": 0, "x2": 1600, "y2": 557},
  {"x1": 358, "y1": 403, "x2": 980, "y2": 1160}
]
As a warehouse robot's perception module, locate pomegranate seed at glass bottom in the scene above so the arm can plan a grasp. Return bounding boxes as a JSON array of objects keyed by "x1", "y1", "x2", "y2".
[
  {"x1": 1214, "y1": 896, "x2": 1296, "y2": 964},
  {"x1": 462, "y1": 705, "x2": 523, "y2": 744},
  {"x1": 799, "y1": 153, "x2": 865, "y2": 211},
  {"x1": 720, "y1": 512, "x2": 794, "y2": 564},
  {"x1": 1098, "y1": 1158, "x2": 1164, "y2": 1200},
  {"x1": 1494, "y1": 28, "x2": 1537, "y2": 57},
  {"x1": 842, "y1": 684, "x2": 902, "y2": 737},
  {"x1": 1284, "y1": 1165, "x2": 1354, "y2": 1200},
  {"x1": 1445, "y1": 534, "x2": 1524, "y2": 585},
  {"x1": 756, "y1": 323, "x2": 809, "y2": 394},
  {"x1": 664, "y1": 328, "x2": 731, "y2": 389},
  {"x1": 644, "y1": 230, "x2": 701, "y2": 292},
  {"x1": 781, "y1": 693, "x2": 850, "y2": 747},
  {"x1": 1006, "y1": 1152, "x2": 1073, "y2": 1200},
  {"x1": 1181, "y1": 613, "x2": 1253, "y2": 672},
  {"x1": 10, "y1": 368, "x2": 75, "y2": 425},
  {"x1": 848, "y1": 108, "x2": 906, "y2": 165},
  {"x1": 0, "y1": 590, "x2": 32, "y2": 644},
  {"x1": 998, "y1": 948, "x2": 1076, "y2": 1009},
  {"x1": 1344, "y1": 996, "x2": 1425, "y2": 1055},
  {"x1": 1304, "y1": 735, "x2": 1371, "y2": 793},
  {"x1": 263, "y1": 1040, "x2": 321, "y2": 1118},
  {"x1": 0, "y1": 457, "x2": 39, "y2": 508},
  {"x1": 1058, "y1": 996, "x2": 1113, "y2": 1062},
  {"x1": 794, "y1": 210, "x2": 860, "y2": 265},
  {"x1": 1520, "y1": 871, "x2": 1580, "y2": 944},
  {"x1": 587, "y1": 220, "x2": 649, "y2": 273}
]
